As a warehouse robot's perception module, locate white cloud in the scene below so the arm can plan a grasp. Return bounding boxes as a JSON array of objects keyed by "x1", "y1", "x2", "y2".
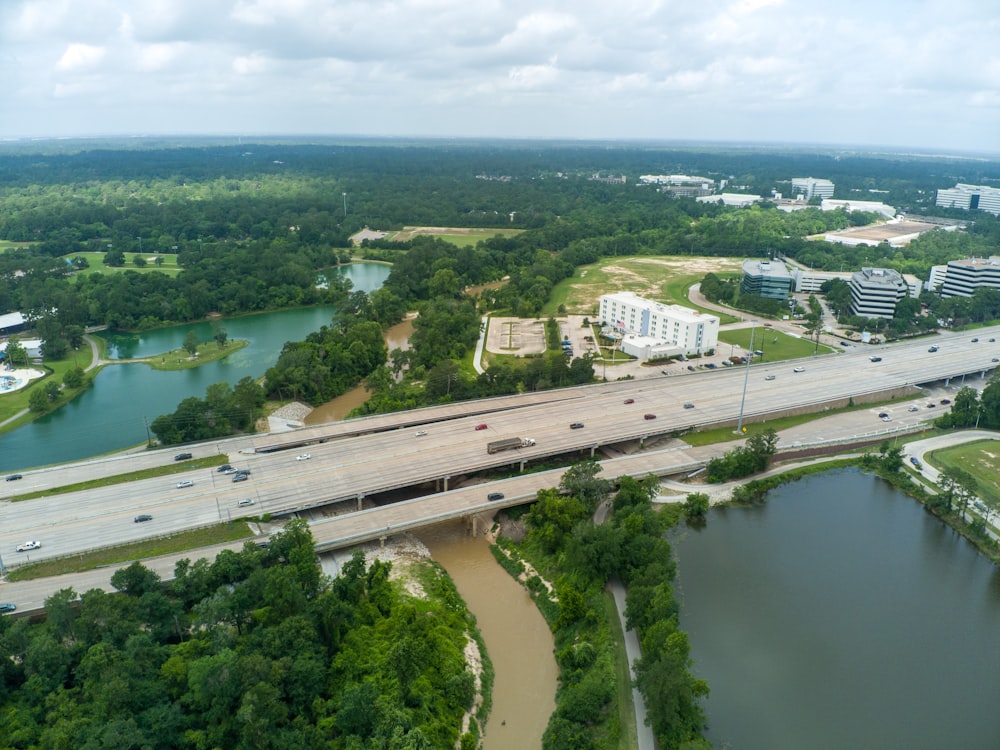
[
  {"x1": 56, "y1": 43, "x2": 105, "y2": 71},
  {"x1": 0, "y1": 0, "x2": 995, "y2": 151}
]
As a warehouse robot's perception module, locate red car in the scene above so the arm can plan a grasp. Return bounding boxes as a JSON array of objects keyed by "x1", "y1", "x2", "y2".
[
  {"x1": 644, "y1": 413, "x2": 656, "y2": 420},
  {"x1": 624, "y1": 398, "x2": 635, "y2": 404},
  {"x1": 475, "y1": 423, "x2": 488, "y2": 431}
]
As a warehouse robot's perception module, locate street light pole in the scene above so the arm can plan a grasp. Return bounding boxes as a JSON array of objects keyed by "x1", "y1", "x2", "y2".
[{"x1": 737, "y1": 321, "x2": 756, "y2": 433}]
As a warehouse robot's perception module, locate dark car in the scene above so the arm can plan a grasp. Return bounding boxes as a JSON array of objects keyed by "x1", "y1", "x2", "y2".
[
  {"x1": 0, "y1": 603, "x2": 16, "y2": 614},
  {"x1": 5, "y1": 473, "x2": 22, "y2": 481},
  {"x1": 940, "y1": 398, "x2": 952, "y2": 405},
  {"x1": 684, "y1": 402, "x2": 695, "y2": 409},
  {"x1": 878, "y1": 412, "x2": 889, "y2": 418},
  {"x1": 487, "y1": 492, "x2": 505, "y2": 501},
  {"x1": 570, "y1": 422, "x2": 584, "y2": 429},
  {"x1": 174, "y1": 453, "x2": 193, "y2": 461},
  {"x1": 971, "y1": 338, "x2": 979, "y2": 343},
  {"x1": 134, "y1": 514, "x2": 153, "y2": 523},
  {"x1": 687, "y1": 365, "x2": 696, "y2": 371},
  {"x1": 644, "y1": 413, "x2": 656, "y2": 420},
  {"x1": 928, "y1": 346, "x2": 939, "y2": 353},
  {"x1": 217, "y1": 464, "x2": 233, "y2": 473},
  {"x1": 869, "y1": 356, "x2": 882, "y2": 362},
  {"x1": 705, "y1": 363, "x2": 717, "y2": 369},
  {"x1": 232, "y1": 474, "x2": 249, "y2": 483},
  {"x1": 623, "y1": 398, "x2": 635, "y2": 404},
  {"x1": 910, "y1": 457, "x2": 922, "y2": 468}
]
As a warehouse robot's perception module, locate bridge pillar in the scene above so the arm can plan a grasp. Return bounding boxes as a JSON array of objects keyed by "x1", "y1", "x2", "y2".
[
  {"x1": 471, "y1": 516, "x2": 478, "y2": 537},
  {"x1": 443, "y1": 475, "x2": 450, "y2": 491},
  {"x1": 379, "y1": 535, "x2": 387, "y2": 549},
  {"x1": 356, "y1": 494, "x2": 365, "y2": 511},
  {"x1": 590, "y1": 445, "x2": 596, "y2": 457}
]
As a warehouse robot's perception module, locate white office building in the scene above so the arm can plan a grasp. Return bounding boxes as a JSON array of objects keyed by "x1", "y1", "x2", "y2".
[
  {"x1": 935, "y1": 184, "x2": 1000, "y2": 215},
  {"x1": 939, "y1": 256, "x2": 1000, "y2": 298},
  {"x1": 599, "y1": 292, "x2": 719, "y2": 359},
  {"x1": 791, "y1": 177, "x2": 835, "y2": 200},
  {"x1": 848, "y1": 268, "x2": 910, "y2": 320}
]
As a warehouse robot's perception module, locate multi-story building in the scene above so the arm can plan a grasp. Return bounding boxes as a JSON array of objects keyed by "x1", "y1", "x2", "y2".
[
  {"x1": 740, "y1": 259, "x2": 794, "y2": 301},
  {"x1": 598, "y1": 292, "x2": 719, "y2": 359},
  {"x1": 848, "y1": 268, "x2": 910, "y2": 319},
  {"x1": 791, "y1": 177, "x2": 835, "y2": 200},
  {"x1": 939, "y1": 256, "x2": 1000, "y2": 298},
  {"x1": 935, "y1": 184, "x2": 1000, "y2": 215},
  {"x1": 639, "y1": 174, "x2": 716, "y2": 197}
]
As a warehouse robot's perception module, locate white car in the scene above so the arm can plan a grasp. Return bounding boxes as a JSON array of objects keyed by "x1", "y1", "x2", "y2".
[
  {"x1": 176, "y1": 479, "x2": 194, "y2": 488},
  {"x1": 296, "y1": 454, "x2": 311, "y2": 461},
  {"x1": 237, "y1": 498, "x2": 255, "y2": 507},
  {"x1": 16, "y1": 540, "x2": 40, "y2": 552},
  {"x1": 793, "y1": 366, "x2": 805, "y2": 373},
  {"x1": 415, "y1": 431, "x2": 428, "y2": 437}
]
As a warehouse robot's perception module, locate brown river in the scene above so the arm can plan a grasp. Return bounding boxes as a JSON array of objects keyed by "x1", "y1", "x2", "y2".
[{"x1": 417, "y1": 521, "x2": 557, "y2": 749}]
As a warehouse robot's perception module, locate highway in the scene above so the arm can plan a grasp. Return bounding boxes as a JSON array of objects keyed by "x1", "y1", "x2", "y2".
[{"x1": 2, "y1": 326, "x2": 999, "y2": 572}]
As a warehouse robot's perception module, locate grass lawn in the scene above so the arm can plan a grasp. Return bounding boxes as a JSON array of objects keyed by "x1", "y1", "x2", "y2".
[
  {"x1": 926, "y1": 439, "x2": 1000, "y2": 507},
  {"x1": 386, "y1": 227, "x2": 522, "y2": 247},
  {"x1": 146, "y1": 339, "x2": 248, "y2": 370},
  {"x1": 542, "y1": 256, "x2": 743, "y2": 322},
  {"x1": 0, "y1": 352, "x2": 95, "y2": 434},
  {"x1": 0, "y1": 240, "x2": 35, "y2": 253},
  {"x1": 717, "y1": 325, "x2": 835, "y2": 360},
  {"x1": 63, "y1": 251, "x2": 182, "y2": 276}
]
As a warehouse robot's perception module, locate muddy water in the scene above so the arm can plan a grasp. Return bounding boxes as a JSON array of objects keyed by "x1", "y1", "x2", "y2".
[
  {"x1": 304, "y1": 316, "x2": 416, "y2": 425},
  {"x1": 417, "y1": 521, "x2": 557, "y2": 750}
]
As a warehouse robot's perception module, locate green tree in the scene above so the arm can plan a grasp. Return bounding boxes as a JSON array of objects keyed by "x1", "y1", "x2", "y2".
[
  {"x1": 683, "y1": 493, "x2": 710, "y2": 520},
  {"x1": 183, "y1": 330, "x2": 199, "y2": 356},
  {"x1": 28, "y1": 388, "x2": 49, "y2": 412}
]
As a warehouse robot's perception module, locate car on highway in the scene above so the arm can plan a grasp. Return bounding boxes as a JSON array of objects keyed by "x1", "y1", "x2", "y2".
[
  {"x1": 232, "y1": 474, "x2": 249, "y2": 483},
  {"x1": 217, "y1": 464, "x2": 233, "y2": 473},
  {"x1": 223, "y1": 466, "x2": 239, "y2": 474},
  {"x1": 881, "y1": 416, "x2": 892, "y2": 422},
  {"x1": 5, "y1": 473, "x2": 22, "y2": 481},
  {"x1": 296, "y1": 454, "x2": 311, "y2": 461},
  {"x1": 990, "y1": 338, "x2": 996, "y2": 343},
  {"x1": 928, "y1": 345, "x2": 939, "y2": 352},
  {"x1": 971, "y1": 338, "x2": 979, "y2": 343},
  {"x1": 134, "y1": 514, "x2": 153, "y2": 523},
  {"x1": 16, "y1": 540, "x2": 40, "y2": 552},
  {"x1": 793, "y1": 366, "x2": 805, "y2": 373},
  {"x1": 487, "y1": 492, "x2": 505, "y2": 501},
  {"x1": 570, "y1": 422, "x2": 585, "y2": 429},
  {"x1": 475, "y1": 423, "x2": 488, "y2": 431},
  {"x1": 870, "y1": 356, "x2": 882, "y2": 362},
  {"x1": 684, "y1": 402, "x2": 695, "y2": 409},
  {"x1": 993, "y1": 358, "x2": 1000, "y2": 363},
  {"x1": 839, "y1": 341, "x2": 850, "y2": 347},
  {"x1": 176, "y1": 479, "x2": 194, "y2": 488},
  {"x1": 940, "y1": 398, "x2": 951, "y2": 405},
  {"x1": 908, "y1": 405, "x2": 919, "y2": 412},
  {"x1": 174, "y1": 453, "x2": 193, "y2": 461},
  {"x1": 765, "y1": 375, "x2": 776, "y2": 381},
  {"x1": 0, "y1": 603, "x2": 16, "y2": 614},
  {"x1": 415, "y1": 430, "x2": 428, "y2": 437},
  {"x1": 910, "y1": 457, "x2": 922, "y2": 468},
  {"x1": 644, "y1": 413, "x2": 656, "y2": 420},
  {"x1": 623, "y1": 398, "x2": 635, "y2": 404},
  {"x1": 926, "y1": 403, "x2": 936, "y2": 408},
  {"x1": 878, "y1": 412, "x2": 889, "y2": 418},
  {"x1": 237, "y1": 498, "x2": 255, "y2": 507}
]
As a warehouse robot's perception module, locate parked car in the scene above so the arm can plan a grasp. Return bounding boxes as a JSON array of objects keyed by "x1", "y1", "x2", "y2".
[
  {"x1": 15, "y1": 540, "x2": 40, "y2": 552},
  {"x1": 296, "y1": 453, "x2": 311, "y2": 461},
  {"x1": 176, "y1": 479, "x2": 194, "y2": 488},
  {"x1": 134, "y1": 514, "x2": 153, "y2": 523},
  {"x1": 570, "y1": 422, "x2": 585, "y2": 429},
  {"x1": 705, "y1": 363, "x2": 717, "y2": 369},
  {"x1": 487, "y1": 492, "x2": 505, "y2": 501},
  {"x1": 415, "y1": 430, "x2": 428, "y2": 437},
  {"x1": 687, "y1": 365, "x2": 696, "y2": 371},
  {"x1": 0, "y1": 603, "x2": 16, "y2": 614},
  {"x1": 475, "y1": 423, "x2": 488, "y2": 431},
  {"x1": 174, "y1": 453, "x2": 193, "y2": 461},
  {"x1": 643, "y1": 413, "x2": 656, "y2": 420},
  {"x1": 5, "y1": 473, "x2": 22, "y2": 481},
  {"x1": 793, "y1": 366, "x2": 805, "y2": 373},
  {"x1": 623, "y1": 398, "x2": 635, "y2": 404},
  {"x1": 840, "y1": 341, "x2": 851, "y2": 347},
  {"x1": 237, "y1": 498, "x2": 255, "y2": 507}
]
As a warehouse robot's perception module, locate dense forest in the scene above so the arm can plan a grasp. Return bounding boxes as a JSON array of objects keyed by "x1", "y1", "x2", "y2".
[{"x1": 0, "y1": 521, "x2": 490, "y2": 749}]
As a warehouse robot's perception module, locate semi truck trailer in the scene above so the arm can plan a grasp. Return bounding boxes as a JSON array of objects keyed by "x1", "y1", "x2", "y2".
[{"x1": 487, "y1": 437, "x2": 536, "y2": 454}]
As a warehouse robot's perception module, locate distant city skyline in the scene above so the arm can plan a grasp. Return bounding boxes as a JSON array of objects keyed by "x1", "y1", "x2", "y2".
[{"x1": 1, "y1": 0, "x2": 998, "y2": 154}]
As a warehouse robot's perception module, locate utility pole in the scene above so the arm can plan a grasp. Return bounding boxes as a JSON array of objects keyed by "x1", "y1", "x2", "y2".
[
  {"x1": 343, "y1": 192, "x2": 348, "y2": 216},
  {"x1": 737, "y1": 321, "x2": 756, "y2": 433}
]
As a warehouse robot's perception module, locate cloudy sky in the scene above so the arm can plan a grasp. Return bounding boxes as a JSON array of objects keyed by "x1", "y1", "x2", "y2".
[{"x1": 1, "y1": 0, "x2": 997, "y2": 152}]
